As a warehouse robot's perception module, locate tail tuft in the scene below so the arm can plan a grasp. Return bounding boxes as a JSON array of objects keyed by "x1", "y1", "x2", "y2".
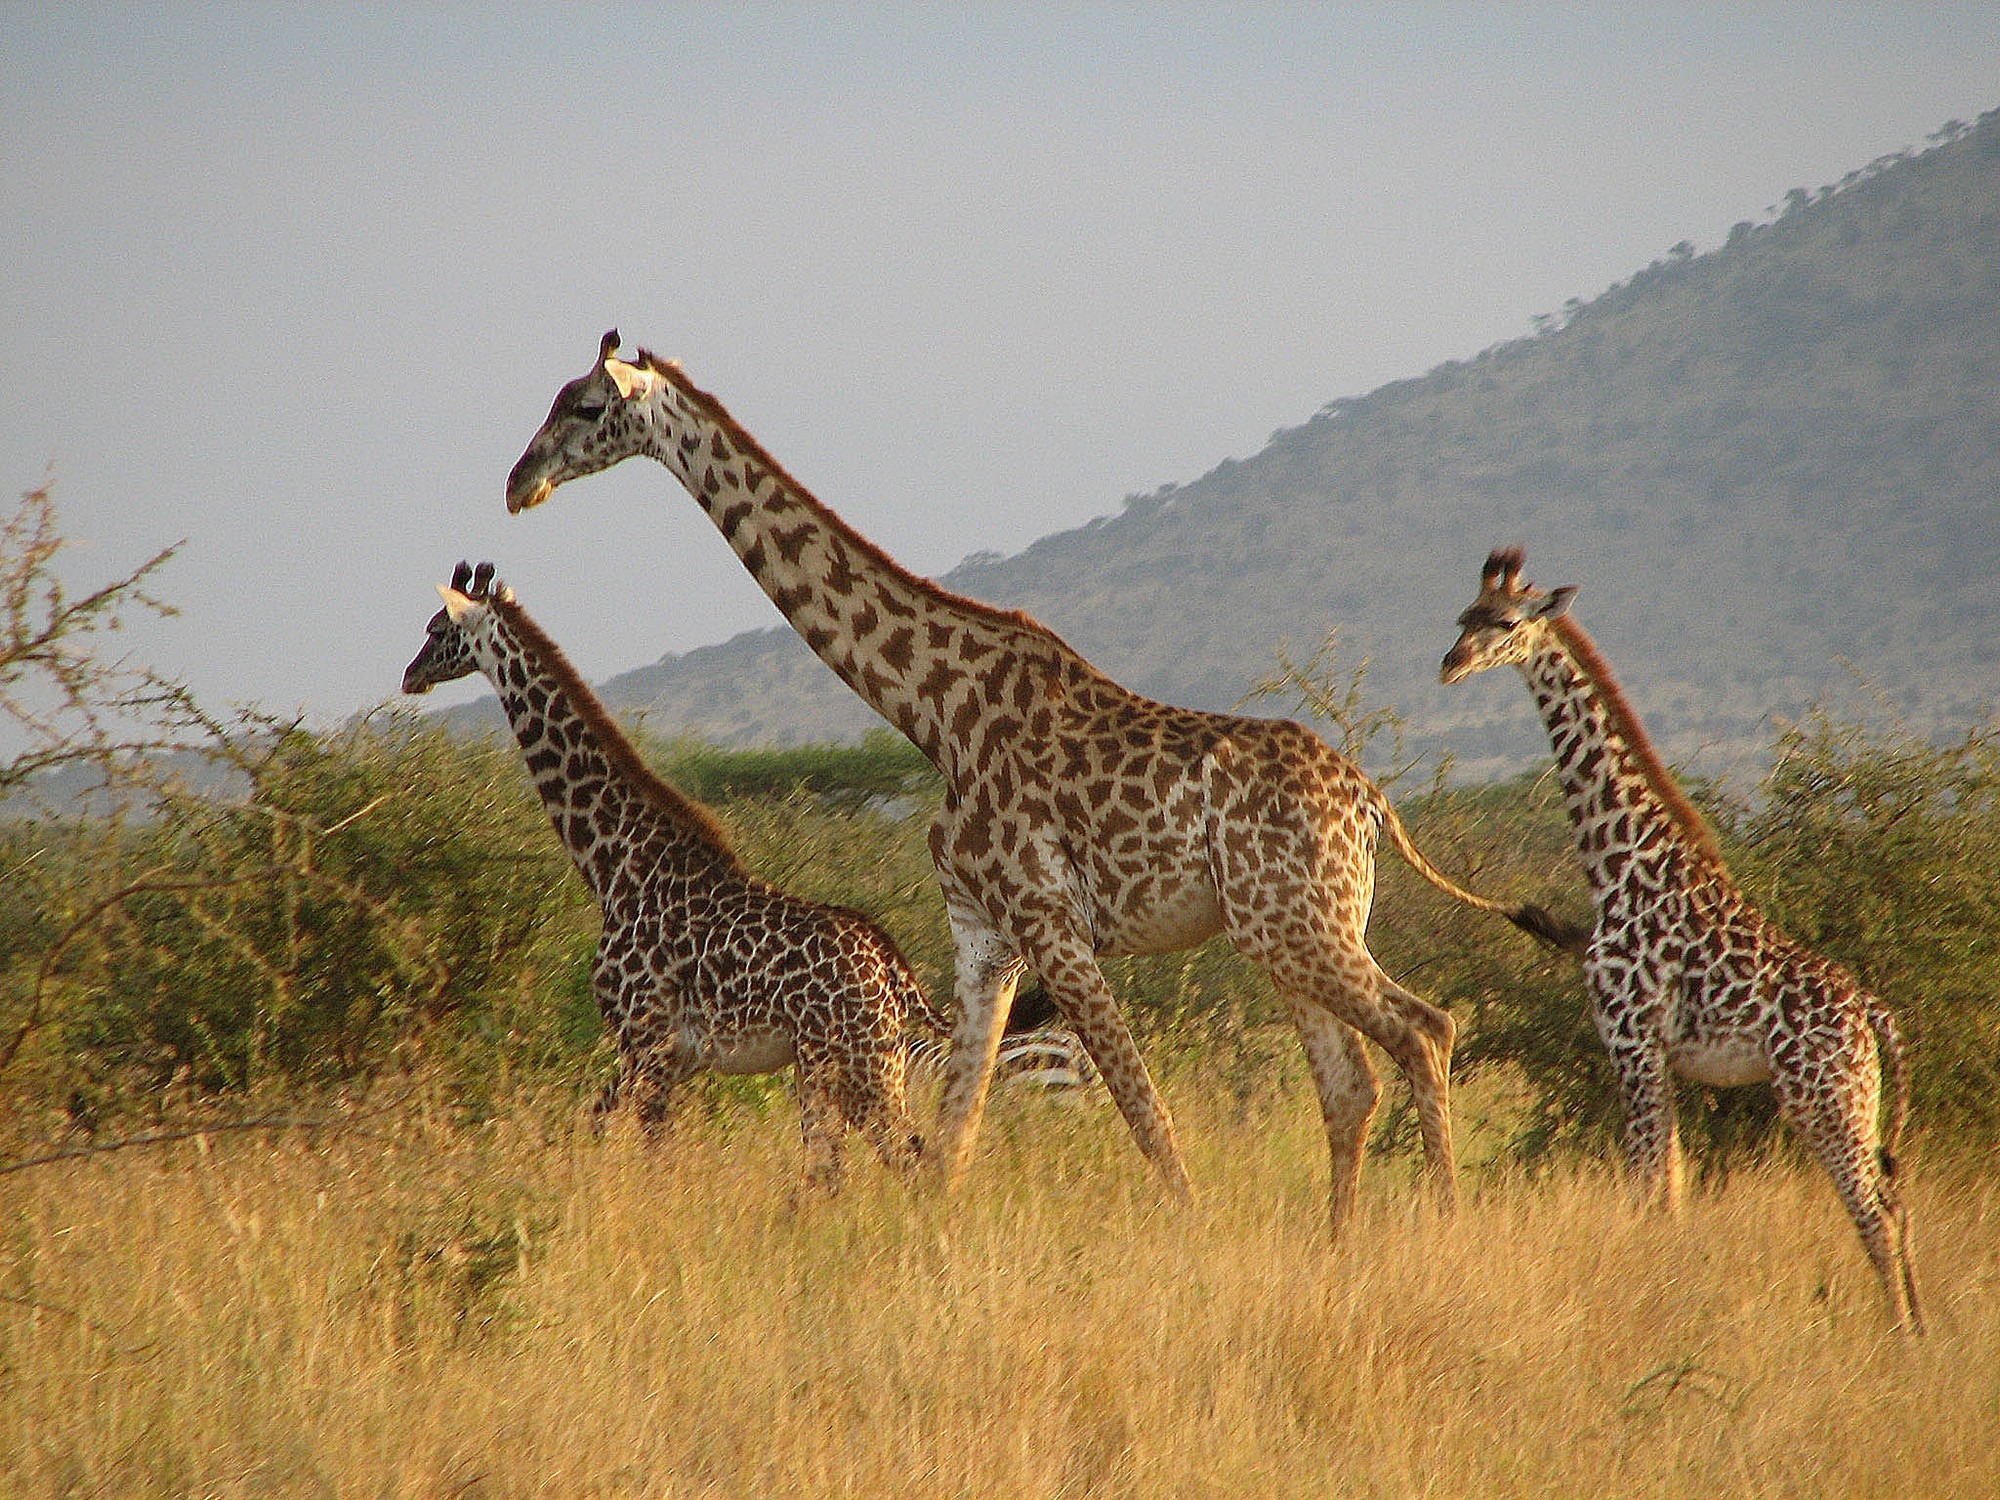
[
  {"x1": 1865, "y1": 998, "x2": 1911, "y2": 1173},
  {"x1": 1509, "y1": 903, "x2": 1592, "y2": 957}
]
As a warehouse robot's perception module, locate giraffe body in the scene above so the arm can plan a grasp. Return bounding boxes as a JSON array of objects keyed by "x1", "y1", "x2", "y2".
[
  {"x1": 401, "y1": 562, "x2": 933, "y2": 1192},
  {"x1": 504, "y1": 334, "x2": 1572, "y2": 1226},
  {"x1": 1442, "y1": 548, "x2": 1922, "y2": 1331}
]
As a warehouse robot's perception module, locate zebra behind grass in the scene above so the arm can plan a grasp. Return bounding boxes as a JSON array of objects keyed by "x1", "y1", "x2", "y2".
[{"x1": 907, "y1": 983, "x2": 1098, "y2": 1100}]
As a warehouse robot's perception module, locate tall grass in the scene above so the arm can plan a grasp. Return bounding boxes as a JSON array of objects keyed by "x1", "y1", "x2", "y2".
[{"x1": 4, "y1": 1085, "x2": 1993, "y2": 1499}]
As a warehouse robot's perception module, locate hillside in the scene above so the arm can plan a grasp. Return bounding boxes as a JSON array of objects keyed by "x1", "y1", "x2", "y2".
[{"x1": 456, "y1": 111, "x2": 2000, "y2": 780}]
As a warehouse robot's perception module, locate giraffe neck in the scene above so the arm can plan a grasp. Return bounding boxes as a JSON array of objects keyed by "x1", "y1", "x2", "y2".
[
  {"x1": 1520, "y1": 617, "x2": 1726, "y2": 901},
  {"x1": 632, "y1": 359, "x2": 1080, "y2": 777},
  {"x1": 482, "y1": 603, "x2": 741, "y2": 903}
]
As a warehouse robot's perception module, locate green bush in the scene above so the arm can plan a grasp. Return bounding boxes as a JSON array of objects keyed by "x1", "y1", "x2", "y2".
[
  {"x1": 1731, "y1": 710, "x2": 2000, "y2": 1150},
  {"x1": 27, "y1": 714, "x2": 584, "y2": 1112}
]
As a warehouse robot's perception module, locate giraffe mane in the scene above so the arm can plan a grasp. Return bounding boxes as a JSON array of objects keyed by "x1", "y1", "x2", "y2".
[
  {"x1": 631, "y1": 349, "x2": 1083, "y2": 657},
  {"x1": 491, "y1": 594, "x2": 745, "y2": 865},
  {"x1": 1547, "y1": 613, "x2": 1725, "y2": 869}
]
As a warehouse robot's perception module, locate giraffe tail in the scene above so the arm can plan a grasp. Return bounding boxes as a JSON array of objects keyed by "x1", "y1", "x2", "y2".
[
  {"x1": 1374, "y1": 792, "x2": 1591, "y2": 957},
  {"x1": 897, "y1": 961, "x2": 956, "y2": 1040},
  {"x1": 1865, "y1": 997, "x2": 1912, "y2": 1181}
]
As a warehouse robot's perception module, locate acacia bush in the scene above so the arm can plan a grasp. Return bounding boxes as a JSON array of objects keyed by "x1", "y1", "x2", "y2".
[
  {"x1": 648, "y1": 728, "x2": 939, "y2": 811},
  {"x1": 1730, "y1": 710, "x2": 2000, "y2": 1149},
  {"x1": 8, "y1": 715, "x2": 585, "y2": 1119}
]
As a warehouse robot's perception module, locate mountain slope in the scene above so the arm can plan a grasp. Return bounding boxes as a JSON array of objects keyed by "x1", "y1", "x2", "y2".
[{"x1": 466, "y1": 111, "x2": 2000, "y2": 779}]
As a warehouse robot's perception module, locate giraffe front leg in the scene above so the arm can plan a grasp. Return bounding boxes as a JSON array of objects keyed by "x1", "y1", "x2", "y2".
[
  {"x1": 589, "y1": 1053, "x2": 632, "y2": 1132},
  {"x1": 587, "y1": 934, "x2": 654, "y2": 1132},
  {"x1": 1589, "y1": 967, "x2": 1681, "y2": 1207},
  {"x1": 1607, "y1": 1038, "x2": 1681, "y2": 1210},
  {"x1": 628, "y1": 1044, "x2": 698, "y2": 1145},
  {"x1": 794, "y1": 1057, "x2": 849, "y2": 1196},
  {"x1": 929, "y1": 896, "x2": 1025, "y2": 1195},
  {"x1": 1018, "y1": 923, "x2": 1192, "y2": 1205}
]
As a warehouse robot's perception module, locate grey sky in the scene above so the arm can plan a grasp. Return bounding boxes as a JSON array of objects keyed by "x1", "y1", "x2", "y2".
[{"x1": 4, "y1": 3, "x2": 1996, "y2": 732}]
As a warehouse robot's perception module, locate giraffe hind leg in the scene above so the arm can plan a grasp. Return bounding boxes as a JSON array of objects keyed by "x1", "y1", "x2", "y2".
[
  {"x1": 1203, "y1": 754, "x2": 1455, "y2": 1217},
  {"x1": 1281, "y1": 996, "x2": 1380, "y2": 1235},
  {"x1": 1773, "y1": 1064, "x2": 1922, "y2": 1333},
  {"x1": 1373, "y1": 968, "x2": 1458, "y2": 1211},
  {"x1": 1881, "y1": 1160, "x2": 1925, "y2": 1336},
  {"x1": 1258, "y1": 942, "x2": 1457, "y2": 1216}
]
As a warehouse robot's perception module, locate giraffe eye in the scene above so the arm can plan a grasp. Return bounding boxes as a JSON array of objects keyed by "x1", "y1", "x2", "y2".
[{"x1": 570, "y1": 400, "x2": 606, "y2": 421}]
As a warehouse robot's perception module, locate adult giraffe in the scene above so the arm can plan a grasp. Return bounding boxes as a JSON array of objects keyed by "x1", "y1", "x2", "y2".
[
  {"x1": 506, "y1": 332, "x2": 1573, "y2": 1226},
  {"x1": 1441, "y1": 547, "x2": 1921, "y2": 1330}
]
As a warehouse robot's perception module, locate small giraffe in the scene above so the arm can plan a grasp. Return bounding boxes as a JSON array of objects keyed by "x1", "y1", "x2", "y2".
[
  {"x1": 504, "y1": 333, "x2": 1574, "y2": 1227},
  {"x1": 401, "y1": 561, "x2": 939, "y2": 1193},
  {"x1": 1441, "y1": 548, "x2": 1922, "y2": 1330}
]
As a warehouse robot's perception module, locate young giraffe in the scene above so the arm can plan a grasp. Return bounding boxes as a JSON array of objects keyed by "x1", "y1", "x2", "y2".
[
  {"x1": 504, "y1": 332, "x2": 1575, "y2": 1227},
  {"x1": 1441, "y1": 548, "x2": 1922, "y2": 1331},
  {"x1": 401, "y1": 560, "x2": 941, "y2": 1193}
]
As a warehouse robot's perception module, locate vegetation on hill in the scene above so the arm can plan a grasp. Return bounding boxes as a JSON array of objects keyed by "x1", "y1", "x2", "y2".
[{"x1": 554, "y1": 110, "x2": 2000, "y2": 779}]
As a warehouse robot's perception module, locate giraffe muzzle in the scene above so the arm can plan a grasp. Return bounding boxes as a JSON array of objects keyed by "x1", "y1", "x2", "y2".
[
  {"x1": 506, "y1": 447, "x2": 560, "y2": 513},
  {"x1": 505, "y1": 474, "x2": 555, "y2": 514}
]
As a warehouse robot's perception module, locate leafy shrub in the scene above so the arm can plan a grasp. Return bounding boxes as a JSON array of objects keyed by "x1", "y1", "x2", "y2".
[
  {"x1": 1731, "y1": 710, "x2": 2000, "y2": 1150},
  {"x1": 34, "y1": 713, "x2": 584, "y2": 1112}
]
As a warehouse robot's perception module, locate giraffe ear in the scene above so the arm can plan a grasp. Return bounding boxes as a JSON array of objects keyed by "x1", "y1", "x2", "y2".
[
  {"x1": 438, "y1": 585, "x2": 478, "y2": 623},
  {"x1": 605, "y1": 357, "x2": 653, "y2": 401},
  {"x1": 1533, "y1": 586, "x2": 1578, "y2": 620}
]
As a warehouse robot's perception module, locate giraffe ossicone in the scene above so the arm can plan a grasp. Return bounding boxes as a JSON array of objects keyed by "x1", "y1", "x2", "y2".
[
  {"x1": 1441, "y1": 546, "x2": 1923, "y2": 1332},
  {"x1": 504, "y1": 333, "x2": 1578, "y2": 1230},
  {"x1": 401, "y1": 560, "x2": 946, "y2": 1193}
]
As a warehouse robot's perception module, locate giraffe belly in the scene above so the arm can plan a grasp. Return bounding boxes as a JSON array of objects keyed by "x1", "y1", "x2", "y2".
[
  {"x1": 1668, "y1": 1035, "x2": 1771, "y2": 1088},
  {"x1": 682, "y1": 1024, "x2": 795, "y2": 1075},
  {"x1": 1100, "y1": 881, "x2": 1226, "y2": 956}
]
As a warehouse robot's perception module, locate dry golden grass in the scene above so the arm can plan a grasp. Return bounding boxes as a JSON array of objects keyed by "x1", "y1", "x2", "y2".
[{"x1": 3, "y1": 1085, "x2": 1996, "y2": 1499}]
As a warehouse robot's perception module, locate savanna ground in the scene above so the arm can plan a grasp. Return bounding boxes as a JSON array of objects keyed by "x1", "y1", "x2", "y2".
[{"x1": 4, "y1": 1075, "x2": 1996, "y2": 1500}]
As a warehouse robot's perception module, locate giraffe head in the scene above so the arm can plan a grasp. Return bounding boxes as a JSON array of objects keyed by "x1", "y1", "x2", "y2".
[
  {"x1": 1440, "y1": 548, "x2": 1578, "y2": 684},
  {"x1": 506, "y1": 329, "x2": 667, "y2": 513},
  {"x1": 401, "y1": 560, "x2": 517, "y2": 694}
]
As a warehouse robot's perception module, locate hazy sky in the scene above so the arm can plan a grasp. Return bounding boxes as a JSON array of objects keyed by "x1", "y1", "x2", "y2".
[{"x1": 4, "y1": 3, "x2": 1997, "y2": 734}]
